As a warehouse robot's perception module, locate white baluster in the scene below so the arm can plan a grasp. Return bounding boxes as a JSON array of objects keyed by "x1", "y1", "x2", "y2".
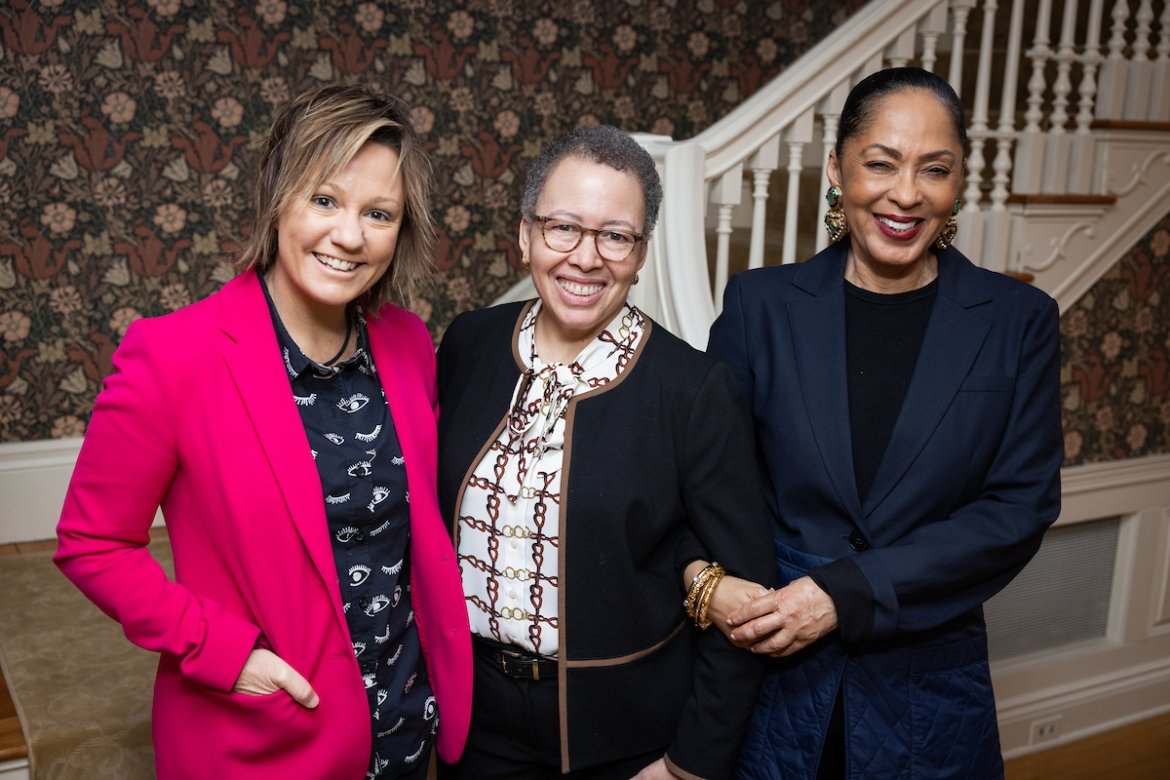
[
  {"x1": 1151, "y1": 2, "x2": 1170, "y2": 121},
  {"x1": 957, "y1": 0, "x2": 997, "y2": 261},
  {"x1": 1124, "y1": 0, "x2": 1156, "y2": 118},
  {"x1": 962, "y1": 0, "x2": 997, "y2": 213},
  {"x1": 816, "y1": 81, "x2": 851, "y2": 255},
  {"x1": 782, "y1": 109, "x2": 814, "y2": 265},
  {"x1": 886, "y1": 26, "x2": 919, "y2": 68},
  {"x1": 1013, "y1": 0, "x2": 1052, "y2": 194},
  {"x1": 948, "y1": 0, "x2": 979, "y2": 97},
  {"x1": 710, "y1": 165, "x2": 743, "y2": 314},
  {"x1": 1042, "y1": 0, "x2": 1079, "y2": 192},
  {"x1": 917, "y1": 0, "x2": 951, "y2": 73},
  {"x1": 987, "y1": 0, "x2": 1027, "y2": 272},
  {"x1": 1095, "y1": 0, "x2": 1130, "y2": 118},
  {"x1": 747, "y1": 135, "x2": 780, "y2": 270},
  {"x1": 1068, "y1": 0, "x2": 1105, "y2": 193},
  {"x1": 991, "y1": 0, "x2": 1026, "y2": 212}
]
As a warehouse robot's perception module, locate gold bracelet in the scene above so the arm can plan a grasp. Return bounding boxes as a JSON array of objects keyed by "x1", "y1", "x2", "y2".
[
  {"x1": 685, "y1": 562, "x2": 725, "y2": 629},
  {"x1": 695, "y1": 567, "x2": 725, "y2": 630},
  {"x1": 684, "y1": 562, "x2": 718, "y2": 614}
]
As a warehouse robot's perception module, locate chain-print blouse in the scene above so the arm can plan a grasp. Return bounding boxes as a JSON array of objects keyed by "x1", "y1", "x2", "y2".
[
  {"x1": 455, "y1": 300, "x2": 646, "y2": 657},
  {"x1": 261, "y1": 279, "x2": 436, "y2": 778}
]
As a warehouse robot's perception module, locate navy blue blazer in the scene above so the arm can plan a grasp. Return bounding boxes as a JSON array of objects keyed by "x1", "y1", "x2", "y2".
[{"x1": 708, "y1": 242, "x2": 1063, "y2": 642}]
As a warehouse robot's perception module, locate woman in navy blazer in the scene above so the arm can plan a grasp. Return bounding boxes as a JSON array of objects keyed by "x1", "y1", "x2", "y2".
[{"x1": 705, "y1": 68, "x2": 1063, "y2": 778}]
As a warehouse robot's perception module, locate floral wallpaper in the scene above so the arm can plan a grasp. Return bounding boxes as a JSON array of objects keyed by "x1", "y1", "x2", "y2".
[
  {"x1": 1060, "y1": 215, "x2": 1170, "y2": 468},
  {"x1": 0, "y1": 0, "x2": 865, "y2": 444},
  {"x1": 0, "y1": 0, "x2": 1167, "y2": 471}
]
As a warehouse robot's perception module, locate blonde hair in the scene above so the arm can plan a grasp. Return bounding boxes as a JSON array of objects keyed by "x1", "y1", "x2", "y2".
[{"x1": 236, "y1": 83, "x2": 436, "y2": 308}]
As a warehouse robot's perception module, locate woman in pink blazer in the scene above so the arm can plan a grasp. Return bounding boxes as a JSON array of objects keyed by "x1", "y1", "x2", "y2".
[{"x1": 55, "y1": 84, "x2": 472, "y2": 780}]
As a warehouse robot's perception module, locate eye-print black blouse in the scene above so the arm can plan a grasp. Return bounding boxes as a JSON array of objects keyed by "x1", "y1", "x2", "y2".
[{"x1": 261, "y1": 278, "x2": 436, "y2": 777}]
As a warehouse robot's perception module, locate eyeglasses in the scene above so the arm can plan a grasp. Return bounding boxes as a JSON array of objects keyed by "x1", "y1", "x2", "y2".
[{"x1": 532, "y1": 216, "x2": 644, "y2": 262}]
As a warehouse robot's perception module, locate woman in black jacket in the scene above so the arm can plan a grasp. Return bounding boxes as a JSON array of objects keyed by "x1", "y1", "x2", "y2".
[{"x1": 436, "y1": 125, "x2": 774, "y2": 780}]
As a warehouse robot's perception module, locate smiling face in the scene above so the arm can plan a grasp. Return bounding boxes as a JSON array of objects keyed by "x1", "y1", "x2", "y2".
[
  {"x1": 520, "y1": 155, "x2": 646, "y2": 363},
  {"x1": 269, "y1": 141, "x2": 405, "y2": 328},
  {"x1": 828, "y1": 88, "x2": 964, "y2": 289}
]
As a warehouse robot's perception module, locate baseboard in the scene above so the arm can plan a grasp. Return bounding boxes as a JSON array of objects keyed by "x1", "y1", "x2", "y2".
[
  {"x1": 0, "y1": 760, "x2": 29, "y2": 780},
  {"x1": 997, "y1": 649, "x2": 1170, "y2": 758},
  {"x1": 0, "y1": 438, "x2": 82, "y2": 545}
]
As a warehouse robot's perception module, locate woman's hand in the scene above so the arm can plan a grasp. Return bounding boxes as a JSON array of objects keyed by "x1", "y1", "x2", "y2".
[
  {"x1": 706, "y1": 575, "x2": 770, "y2": 643},
  {"x1": 727, "y1": 576, "x2": 838, "y2": 657},
  {"x1": 232, "y1": 647, "x2": 320, "y2": 708},
  {"x1": 631, "y1": 757, "x2": 681, "y2": 779}
]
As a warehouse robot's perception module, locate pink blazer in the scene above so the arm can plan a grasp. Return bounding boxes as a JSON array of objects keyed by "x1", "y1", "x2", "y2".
[{"x1": 55, "y1": 270, "x2": 472, "y2": 779}]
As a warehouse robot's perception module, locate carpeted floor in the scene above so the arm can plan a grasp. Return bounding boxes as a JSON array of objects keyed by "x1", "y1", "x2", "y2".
[{"x1": 0, "y1": 541, "x2": 170, "y2": 779}]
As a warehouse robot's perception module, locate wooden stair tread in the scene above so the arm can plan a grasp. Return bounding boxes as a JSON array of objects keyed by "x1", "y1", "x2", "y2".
[
  {"x1": 1006, "y1": 193, "x2": 1117, "y2": 206},
  {"x1": 1090, "y1": 119, "x2": 1170, "y2": 132}
]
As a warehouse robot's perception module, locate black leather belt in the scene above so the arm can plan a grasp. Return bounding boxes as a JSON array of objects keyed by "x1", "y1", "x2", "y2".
[{"x1": 476, "y1": 638, "x2": 558, "y2": 681}]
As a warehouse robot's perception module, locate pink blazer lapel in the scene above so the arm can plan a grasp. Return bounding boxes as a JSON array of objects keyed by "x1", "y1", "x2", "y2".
[
  {"x1": 364, "y1": 305, "x2": 438, "y2": 494},
  {"x1": 216, "y1": 271, "x2": 347, "y2": 627}
]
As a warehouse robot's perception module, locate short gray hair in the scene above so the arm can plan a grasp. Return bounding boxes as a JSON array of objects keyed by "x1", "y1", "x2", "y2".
[{"x1": 520, "y1": 125, "x2": 663, "y2": 236}]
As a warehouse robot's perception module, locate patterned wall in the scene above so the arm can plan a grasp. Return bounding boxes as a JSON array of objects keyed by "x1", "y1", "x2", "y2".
[
  {"x1": 1060, "y1": 215, "x2": 1170, "y2": 467},
  {"x1": 0, "y1": 0, "x2": 864, "y2": 444},
  {"x1": 0, "y1": 1, "x2": 1167, "y2": 469}
]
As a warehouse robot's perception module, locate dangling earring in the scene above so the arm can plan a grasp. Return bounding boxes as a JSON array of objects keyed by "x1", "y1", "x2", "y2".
[
  {"x1": 824, "y1": 185, "x2": 848, "y2": 243},
  {"x1": 933, "y1": 199, "x2": 961, "y2": 250},
  {"x1": 520, "y1": 253, "x2": 530, "y2": 268},
  {"x1": 632, "y1": 273, "x2": 640, "y2": 285}
]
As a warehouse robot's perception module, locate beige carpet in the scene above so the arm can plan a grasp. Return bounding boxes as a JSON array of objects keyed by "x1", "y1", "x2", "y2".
[{"x1": 0, "y1": 541, "x2": 171, "y2": 779}]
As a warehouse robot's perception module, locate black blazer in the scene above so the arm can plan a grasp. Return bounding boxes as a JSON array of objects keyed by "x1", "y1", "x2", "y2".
[{"x1": 438, "y1": 301, "x2": 774, "y2": 779}]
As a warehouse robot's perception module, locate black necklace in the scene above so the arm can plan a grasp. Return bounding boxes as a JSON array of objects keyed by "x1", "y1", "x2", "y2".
[{"x1": 320, "y1": 311, "x2": 353, "y2": 366}]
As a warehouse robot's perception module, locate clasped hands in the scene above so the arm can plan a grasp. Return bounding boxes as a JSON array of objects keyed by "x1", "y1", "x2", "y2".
[{"x1": 708, "y1": 574, "x2": 839, "y2": 657}]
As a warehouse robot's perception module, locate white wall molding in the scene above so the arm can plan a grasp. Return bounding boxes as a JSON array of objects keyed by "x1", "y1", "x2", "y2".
[{"x1": 0, "y1": 438, "x2": 82, "y2": 545}]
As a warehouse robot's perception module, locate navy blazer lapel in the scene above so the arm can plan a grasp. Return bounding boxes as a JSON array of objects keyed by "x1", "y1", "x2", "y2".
[
  {"x1": 862, "y1": 249, "x2": 994, "y2": 516},
  {"x1": 217, "y1": 271, "x2": 341, "y2": 609},
  {"x1": 789, "y1": 246, "x2": 863, "y2": 519}
]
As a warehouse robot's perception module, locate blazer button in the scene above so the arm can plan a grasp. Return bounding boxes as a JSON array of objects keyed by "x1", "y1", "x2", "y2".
[{"x1": 848, "y1": 530, "x2": 870, "y2": 552}]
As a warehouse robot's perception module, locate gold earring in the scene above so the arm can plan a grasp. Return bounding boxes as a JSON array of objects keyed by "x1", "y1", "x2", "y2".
[
  {"x1": 824, "y1": 185, "x2": 848, "y2": 243},
  {"x1": 632, "y1": 273, "x2": 640, "y2": 285},
  {"x1": 933, "y1": 200, "x2": 961, "y2": 250},
  {"x1": 521, "y1": 253, "x2": 530, "y2": 268}
]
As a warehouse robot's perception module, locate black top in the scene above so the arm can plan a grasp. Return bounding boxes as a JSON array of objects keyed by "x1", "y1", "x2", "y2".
[
  {"x1": 844, "y1": 278, "x2": 938, "y2": 504},
  {"x1": 261, "y1": 279, "x2": 436, "y2": 777}
]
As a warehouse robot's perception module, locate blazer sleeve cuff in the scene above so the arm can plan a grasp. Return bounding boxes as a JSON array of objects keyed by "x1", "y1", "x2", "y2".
[
  {"x1": 808, "y1": 557, "x2": 877, "y2": 643},
  {"x1": 176, "y1": 601, "x2": 263, "y2": 692}
]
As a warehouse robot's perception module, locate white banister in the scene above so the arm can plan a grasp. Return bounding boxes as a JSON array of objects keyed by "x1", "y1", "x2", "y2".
[
  {"x1": 577, "y1": 0, "x2": 1170, "y2": 350},
  {"x1": 948, "y1": 0, "x2": 978, "y2": 97},
  {"x1": 1096, "y1": 0, "x2": 1130, "y2": 118},
  {"x1": 817, "y1": 79, "x2": 852, "y2": 256},
  {"x1": 1042, "y1": 0, "x2": 1079, "y2": 192},
  {"x1": 1014, "y1": 0, "x2": 1053, "y2": 194},
  {"x1": 991, "y1": 0, "x2": 1026, "y2": 212},
  {"x1": 886, "y1": 26, "x2": 919, "y2": 67},
  {"x1": 917, "y1": 2, "x2": 951, "y2": 72},
  {"x1": 747, "y1": 135, "x2": 781, "y2": 270},
  {"x1": 962, "y1": 0, "x2": 997, "y2": 213},
  {"x1": 1124, "y1": 0, "x2": 1157, "y2": 119},
  {"x1": 1069, "y1": 0, "x2": 1105, "y2": 193},
  {"x1": 710, "y1": 165, "x2": 743, "y2": 314},
  {"x1": 782, "y1": 110, "x2": 814, "y2": 265},
  {"x1": 1153, "y1": 3, "x2": 1170, "y2": 121}
]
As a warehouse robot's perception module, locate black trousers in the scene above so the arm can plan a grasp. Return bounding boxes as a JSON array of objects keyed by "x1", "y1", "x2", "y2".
[{"x1": 438, "y1": 638, "x2": 663, "y2": 780}]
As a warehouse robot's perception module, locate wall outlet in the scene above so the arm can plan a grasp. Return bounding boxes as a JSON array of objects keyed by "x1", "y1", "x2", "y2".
[{"x1": 1030, "y1": 715, "x2": 1062, "y2": 744}]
